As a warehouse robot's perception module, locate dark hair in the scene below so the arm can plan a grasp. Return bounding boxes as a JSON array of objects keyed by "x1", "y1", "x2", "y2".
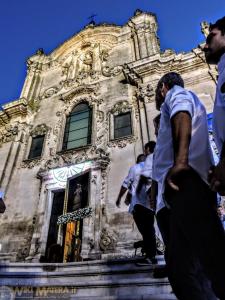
[
  {"x1": 153, "y1": 114, "x2": 161, "y2": 127},
  {"x1": 155, "y1": 72, "x2": 184, "y2": 110},
  {"x1": 144, "y1": 141, "x2": 156, "y2": 153},
  {"x1": 210, "y1": 16, "x2": 225, "y2": 35},
  {"x1": 136, "y1": 154, "x2": 145, "y2": 163},
  {"x1": 158, "y1": 72, "x2": 184, "y2": 90}
]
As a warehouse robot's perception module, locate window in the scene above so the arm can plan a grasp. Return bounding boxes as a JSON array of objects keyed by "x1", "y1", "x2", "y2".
[
  {"x1": 114, "y1": 112, "x2": 132, "y2": 138},
  {"x1": 62, "y1": 103, "x2": 92, "y2": 150},
  {"x1": 28, "y1": 135, "x2": 45, "y2": 159}
]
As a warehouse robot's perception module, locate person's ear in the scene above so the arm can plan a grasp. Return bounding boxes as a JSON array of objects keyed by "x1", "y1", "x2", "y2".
[{"x1": 161, "y1": 83, "x2": 167, "y2": 97}]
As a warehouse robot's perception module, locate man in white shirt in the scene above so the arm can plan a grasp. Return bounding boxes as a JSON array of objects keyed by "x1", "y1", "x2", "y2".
[
  {"x1": 134, "y1": 142, "x2": 157, "y2": 265},
  {"x1": 116, "y1": 154, "x2": 146, "y2": 210},
  {"x1": 0, "y1": 189, "x2": 6, "y2": 214},
  {"x1": 203, "y1": 17, "x2": 225, "y2": 196},
  {"x1": 116, "y1": 144, "x2": 157, "y2": 265},
  {"x1": 154, "y1": 72, "x2": 225, "y2": 300}
]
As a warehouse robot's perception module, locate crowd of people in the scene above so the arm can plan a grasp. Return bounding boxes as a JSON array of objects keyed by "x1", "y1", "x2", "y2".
[{"x1": 116, "y1": 16, "x2": 225, "y2": 300}]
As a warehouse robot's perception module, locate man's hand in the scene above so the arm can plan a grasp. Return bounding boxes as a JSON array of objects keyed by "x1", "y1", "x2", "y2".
[
  {"x1": 166, "y1": 163, "x2": 191, "y2": 191},
  {"x1": 116, "y1": 186, "x2": 127, "y2": 207},
  {"x1": 208, "y1": 161, "x2": 225, "y2": 195}
]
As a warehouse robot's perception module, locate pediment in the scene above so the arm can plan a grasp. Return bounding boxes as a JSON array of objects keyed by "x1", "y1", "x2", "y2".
[
  {"x1": 50, "y1": 25, "x2": 121, "y2": 62},
  {"x1": 38, "y1": 26, "x2": 123, "y2": 100}
]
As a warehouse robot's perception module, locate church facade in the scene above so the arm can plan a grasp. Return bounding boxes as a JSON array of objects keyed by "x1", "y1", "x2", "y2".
[{"x1": 0, "y1": 10, "x2": 216, "y2": 263}]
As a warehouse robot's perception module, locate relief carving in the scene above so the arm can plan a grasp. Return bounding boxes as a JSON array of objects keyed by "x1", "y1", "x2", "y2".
[
  {"x1": 110, "y1": 100, "x2": 131, "y2": 115},
  {"x1": 40, "y1": 42, "x2": 122, "y2": 99},
  {"x1": 30, "y1": 124, "x2": 49, "y2": 137},
  {"x1": 201, "y1": 21, "x2": 210, "y2": 38},
  {"x1": 27, "y1": 98, "x2": 40, "y2": 113},
  {"x1": 102, "y1": 65, "x2": 123, "y2": 77},
  {"x1": 21, "y1": 158, "x2": 43, "y2": 169},
  {"x1": 107, "y1": 136, "x2": 137, "y2": 148},
  {"x1": 99, "y1": 228, "x2": 117, "y2": 252},
  {"x1": 137, "y1": 84, "x2": 154, "y2": 103},
  {"x1": 0, "y1": 124, "x2": 19, "y2": 146},
  {"x1": 96, "y1": 111, "x2": 108, "y2": 150},
  {"x1": 62, "y1": 84, "x2": 101, "y2": 102},
  {"x1": 21, "y1": 145, "x2": 110, "y2": 171}
]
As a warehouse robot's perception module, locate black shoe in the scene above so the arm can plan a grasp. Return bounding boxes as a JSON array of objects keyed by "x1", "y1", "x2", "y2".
[
  {"x1": 153, "y1": 265, "x2": 168, "y2": 278},
  {"x1": 150, "y1": 257, "x2": 158, "y2": 264},
  {"x1": 136, "y1": 257, "x2": 158, "y2": 266}
]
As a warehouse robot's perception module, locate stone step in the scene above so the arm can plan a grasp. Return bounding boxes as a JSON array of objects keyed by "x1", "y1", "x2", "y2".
[
  {"x1": 0, "y1": 257, "x2": 177, "y2": 299},
  {"x1": 69, "y1": 295, "x2": 176, "y2": 300}
]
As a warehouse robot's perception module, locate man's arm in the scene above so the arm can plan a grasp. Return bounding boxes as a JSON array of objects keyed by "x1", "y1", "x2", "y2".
[
  {"x1": 116, "y1": 186, "x2": 127, "y2": 207},
  {"x1": 0, "y1": 192, "x2": 6, "y2": 214},
  {"x1": 166, "y1": 111, "x2": 191, "y2": 190},
  {"x1": 209, "y1": 141, "x2": 225, "y2": 195}
]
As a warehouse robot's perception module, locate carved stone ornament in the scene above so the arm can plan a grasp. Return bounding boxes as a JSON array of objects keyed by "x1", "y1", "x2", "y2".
[
  {"x1": 137, "y1": 84, "x2": 154, "y2": 103},
  {"x1": 0, "y1": 124, "x2": 19, "y2": 145},
  {"x1": 107, "y1": 136, "x2": 137, "y2": 148},
  {"x1": 201, "y1": 21, "x2": 210, "y2": 38},
  {"x1": 21, "y1": 157, "x2": 42, "y2": 169},
  {"x1": 110, "y1": 100, "x2": 131, "y2": 116},
  {"x1": 30, "y1": 124, "x2": 49, "y2": 137},
  {"x1": 27, "y1": 98, "x2": 40, "y2": 113},
  {"x1": 21, "y1": 144, "x2": 110, "y2": 170},
  {"x1": 99, "y1": 227, "x2": 118, "y2": 252},
  {"x1": 39, "y1": 41, "x2": 122, "y2": 100},
  {"x1": 62, "y1": 84, "x2": 101, "y2": 103},
  {"x1": 102, "y1": 65, "x2": 123, "y2": 77}
]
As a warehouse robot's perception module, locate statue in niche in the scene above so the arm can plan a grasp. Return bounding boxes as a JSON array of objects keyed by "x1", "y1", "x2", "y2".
[
  {"x1": 78, "y1": 50, "x2": 94, "y2": 74},
  {"x1": 201, "y1": 21, "x2": 210, "y2": 38},
  {"x1": 72, "y1": 184, "x2": 82, "y2": 211},
  {"x1": 62, "y1": 43, "x2": 110, "y2": 81},
  {"x1": 62, "y1": 51, "x2": 78, "y2": 80},
  {"x1": 76, "y1": 43, "x2": 109, "y2": 77}
]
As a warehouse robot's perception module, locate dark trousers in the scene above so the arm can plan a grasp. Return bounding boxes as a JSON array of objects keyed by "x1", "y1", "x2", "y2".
[
  {"x1": 156, "y1": 206, "x2": 170, "y2": 263},
  {"x1": 133, "y1": 204, "x2": 156, "y2": 258},
  {"x1": 165, "y1": 169, "x2": 225, "y2": 300},
  {"x1": 156, "y1": 206, "x2": 217, "y2": 300}
]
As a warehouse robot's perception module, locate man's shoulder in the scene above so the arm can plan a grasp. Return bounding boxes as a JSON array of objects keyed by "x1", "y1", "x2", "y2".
[{"x1": 166, "y1": 85, "x2": 191, "y2": 102}]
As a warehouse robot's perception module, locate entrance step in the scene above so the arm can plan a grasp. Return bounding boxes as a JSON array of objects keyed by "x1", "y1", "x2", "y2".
[{"x1": 0, "y1": 256, "x2": 177, "y2": 299}]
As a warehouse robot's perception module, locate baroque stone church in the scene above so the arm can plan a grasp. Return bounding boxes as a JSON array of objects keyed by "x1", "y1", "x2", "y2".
[{"x1": 0, "y1": 10, "x2": 216, "y2": 263}]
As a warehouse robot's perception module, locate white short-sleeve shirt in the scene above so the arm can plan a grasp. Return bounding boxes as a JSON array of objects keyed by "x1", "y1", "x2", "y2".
[
  {"x1": 122, "y1": 162, "x2": 152, "y2": 213},
  {"x1": 0, "y1": 190, "x2": 4, "y2": 199},
  {"x1": 213, "y1": 53, "x2": 225, "y2": 155},
  {"x1": 153, "y1": 85, "x2": 214, "y2": 211}
]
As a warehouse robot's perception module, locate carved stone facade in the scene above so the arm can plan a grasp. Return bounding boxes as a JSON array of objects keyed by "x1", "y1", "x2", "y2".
[{"x1": 0, "y1": 10, "x2": 216, "y2": 262}]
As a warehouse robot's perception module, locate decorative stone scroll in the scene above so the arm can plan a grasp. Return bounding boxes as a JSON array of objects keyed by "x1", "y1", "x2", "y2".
[
  {"x1": 201, "y1": 21, "x2": 210, "y2": 38},
  {"x1": 99, "y1": 228, "x2": 118, "y2": 252},
  {"x1": 30, "y1": 124, "x2": 49, "y2": 137},
  {"x1": 21, "y1": 157, "x2": 43, "y2": 169},
  {"x1": 0, "y1": 124, "x2": 19, "y2": 146},
  {"x1": 102, "y1": 65, "x2": 123, "y2": 77},
  {"x1": 107, "y1": 136, "x2": 137, "y2": 149},
  {"x1": 110, "y1": 100, "x2": 131, "y2": 116},
  {"x1": 137, "y1": 84, "x2": 154, "y2": 103}
]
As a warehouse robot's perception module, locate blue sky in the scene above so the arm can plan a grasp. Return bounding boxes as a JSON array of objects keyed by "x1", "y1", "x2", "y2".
[{"x1": 0, "y1": 0, "x2": 225, "y2": 106}]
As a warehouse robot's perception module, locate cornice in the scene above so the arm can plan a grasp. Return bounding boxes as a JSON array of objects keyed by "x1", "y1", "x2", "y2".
[
  {"x1": 124, "y1": 47, "x2": 210, "y2": 79},
  {"x1": 2, "y1": 98, "x2": 28, "y2": 119},
  {"x1": 0, "y1": 111, "x2": 10, "y2": 126}
]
